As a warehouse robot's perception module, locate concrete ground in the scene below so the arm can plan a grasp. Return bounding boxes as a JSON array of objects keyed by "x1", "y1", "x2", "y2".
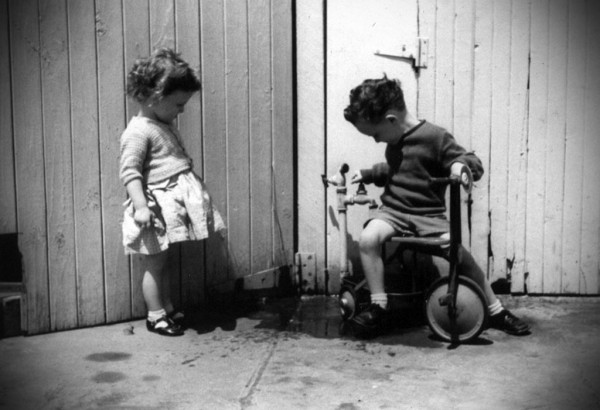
[{"x1": 0, "y1": 295, "x2": 599, "y2": 410}]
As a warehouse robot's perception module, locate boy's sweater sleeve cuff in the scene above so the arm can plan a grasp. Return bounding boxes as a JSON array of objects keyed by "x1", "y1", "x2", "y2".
[{"x1": 360, "y1": 168, "x2": 375, "y2": 184}]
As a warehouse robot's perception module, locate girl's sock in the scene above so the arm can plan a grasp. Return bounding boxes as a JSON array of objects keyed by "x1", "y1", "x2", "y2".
[
  {"x1": 371, "y1": 293, "x2": 388, "y2": 309},
  {"x1": 148, "y1": 309, "x2": 167, "y2": 327},
  {"x1": 488, "y1": 300, "x2": 503, "y2": 316}
]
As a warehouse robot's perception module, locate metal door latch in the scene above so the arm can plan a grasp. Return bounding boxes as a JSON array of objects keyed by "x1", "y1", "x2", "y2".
[{"x1": 374, "y1": 37, "x2": 429, "y2": 71}]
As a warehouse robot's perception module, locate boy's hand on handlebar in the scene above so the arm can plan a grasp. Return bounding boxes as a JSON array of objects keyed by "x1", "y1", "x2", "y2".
[
  {"x1": 350, "y1": 170, "x2": 363, "y2": 184},
  {"x1": 450, "y1": 162, "x2": 470, "y2": 185}
]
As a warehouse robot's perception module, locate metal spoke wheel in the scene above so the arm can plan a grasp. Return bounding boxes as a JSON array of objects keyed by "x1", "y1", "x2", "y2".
[
  {"x1": 425, "y1": 276, "x2": 488, "y2": 343},
  {"x1": 339, "y1": 286, "x2": 357, "y2": 320}
]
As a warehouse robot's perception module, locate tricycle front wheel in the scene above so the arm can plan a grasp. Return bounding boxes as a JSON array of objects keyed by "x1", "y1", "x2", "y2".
[{"x1": 424, "y1": 276, "x2": 488, "y2": 343}]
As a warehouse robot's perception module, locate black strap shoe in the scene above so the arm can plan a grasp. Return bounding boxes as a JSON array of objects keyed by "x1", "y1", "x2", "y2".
[
  {"x1": 351, "y1": 304, "x2": 388, "y2": 338},
  {"x1": 146, "y1": 316, "x2": 184, "y2": 336},
  {"x1": 168, "y1": 310, "x2": 186, "y2": 329},
  {"x1": 489, "y1": 310, "x2": 530, "y2": 336}
]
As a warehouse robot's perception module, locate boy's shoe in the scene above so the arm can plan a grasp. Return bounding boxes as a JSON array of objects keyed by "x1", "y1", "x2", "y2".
[
  {"x1": 146, "y1": 315, "x2": 184, "y2": 336},
  {"x1": 351, "y1": 304, "x2": 389, "y2": 338},
  {"x1": 488, "y1": 310, "x2": 530, "y2": 335},
  {"x1": 168, "y1": 310, "x2": 186, "y2": 329}
]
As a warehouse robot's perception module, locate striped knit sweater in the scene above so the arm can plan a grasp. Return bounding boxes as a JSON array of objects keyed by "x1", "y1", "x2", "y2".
[
  {"x1": 360, "y1": 120, "x2": 484, "y2": 216},
  {"x1": 119, "y1": 116, "x2": 192, "y2": 186}
]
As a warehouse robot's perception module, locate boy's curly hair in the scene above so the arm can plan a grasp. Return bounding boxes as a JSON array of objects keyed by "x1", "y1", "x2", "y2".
[
  {"x1": 126, "y1": 48, "x2": 201, "y2": 103},
  {"x1": 343, "y1": 74, "x2": 406, "y2": 124}
]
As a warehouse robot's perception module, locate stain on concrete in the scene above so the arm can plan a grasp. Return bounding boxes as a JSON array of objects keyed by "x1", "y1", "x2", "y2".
[
  {"x1": 336, "y1": 403, "x2": 361, "y2": 410},
  {"x1": 181, "y1": 356, "x2": 202, "y2": 365},
  {"x1": 92, "y1": 371, "x2": 126, "y2": 383},
  {"x1": 142, "y1": 374, "x2": 161, "y2": 382},
  {"x1": 93, "y1": 392, "x2": 129, "y2": 407},
  {"x1": 85, "y1": 352, "x2": 132, "y2": 362}
]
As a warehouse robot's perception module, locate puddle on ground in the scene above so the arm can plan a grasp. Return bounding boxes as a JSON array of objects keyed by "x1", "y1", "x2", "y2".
[
  {"x1": 286, "y1": 296, "x2": 443, "y2": 348},
  {"x1": 85, "y1": 352, "x2": 132, "y2": 362},
  {"x1": 287, "y1": 296, "x2": 346, "y2": 339}
]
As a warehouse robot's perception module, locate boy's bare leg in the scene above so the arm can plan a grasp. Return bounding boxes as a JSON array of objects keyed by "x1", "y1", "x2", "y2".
[
  {"x1": 358, "y1": 219, "x2": 397, "y2": 295},
  {"x1": 431, "y1": 246, "x2": 498, "y2": 305}
]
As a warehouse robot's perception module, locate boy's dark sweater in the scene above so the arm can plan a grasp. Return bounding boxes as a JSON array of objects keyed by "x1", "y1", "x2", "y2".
[{"x1": 360, "y1": 120, "x2": 484, "y2": 216}]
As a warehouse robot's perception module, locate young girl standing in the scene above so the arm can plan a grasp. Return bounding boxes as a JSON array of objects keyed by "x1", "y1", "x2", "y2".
[{"x1": 120, "y1": 48, "x2": 226, "y2": 336}]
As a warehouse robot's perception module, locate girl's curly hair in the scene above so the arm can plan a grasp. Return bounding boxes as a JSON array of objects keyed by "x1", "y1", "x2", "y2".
[
  {"x1": 343, "y1": 74, "x2": 406, "y2": 124},
  {"x1": 126, "y1": 48, "x2": 201, "y2": 103}
]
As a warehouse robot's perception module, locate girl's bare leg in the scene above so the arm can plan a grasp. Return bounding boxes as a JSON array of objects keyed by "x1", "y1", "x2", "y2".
[{"x1": 141, "y1": 251, "x2": 169, "y2": 312}]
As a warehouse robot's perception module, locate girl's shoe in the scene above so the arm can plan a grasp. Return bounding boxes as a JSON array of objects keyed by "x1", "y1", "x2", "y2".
[{"x1": 146, "y1": 315, "x2": 184, "y2": 336}]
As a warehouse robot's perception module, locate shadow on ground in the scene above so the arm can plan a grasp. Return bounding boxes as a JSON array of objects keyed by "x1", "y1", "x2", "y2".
[{"x1": 187, "y1": 295, "x2": 475, "y2": 349}]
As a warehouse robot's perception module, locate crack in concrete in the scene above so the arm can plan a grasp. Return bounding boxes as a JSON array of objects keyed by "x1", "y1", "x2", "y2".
[{"x1": 239, "y1": 335, "x2": 280, "y2": 409}]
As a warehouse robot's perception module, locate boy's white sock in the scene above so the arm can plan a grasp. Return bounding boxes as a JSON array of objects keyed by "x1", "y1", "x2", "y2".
[
  {"x1": 370, "y1": 293, "x2": 388, "y2": 309},
  {"x1": 488, "y1": 300, "x2": 503, "y2": 316}
]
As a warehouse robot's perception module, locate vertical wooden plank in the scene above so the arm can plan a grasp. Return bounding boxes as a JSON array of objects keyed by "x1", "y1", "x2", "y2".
[
  {"x1": 271, "y1": 0, "x2": 294, "y2": 274},
  {"x1": 149, "y1": 0, "x2": 175, "y2": 50},
  {"x1": 67, "y1": 0, "x2": 105, "y2": 326},
  {"x1": 248, "y1": 0, "x2": 274, "y2": 275},
  {"x1": 434, "y1": 0, "x2": 455, "y2": 129},
  {"x1": 40, "y1": 0, "x2": 78, "y2": 331},
  {"x1": 453, "y1": 0, "x2": 475, "y2": 250},
  {"x1": 296, "y1": 0, "x2": 326, "y2": 293},
  {"x1": 0, "y1": 0, "x2": 16, "y2": 235},
  {"x1": 417, "y1": 0, "x2": 436, "y2": 121},
  {"x1": 470, "y1": 0, "x2": 493, "y2": 283},
  {"x1": 223, "y1": 0, "x2": 251, "y2": 284},
  {"x1": 123, "y1": 0, "x2": 150, "y2": 318},
  {"x1": 124, "y1": 0, "x2": 149, "y2": 120},
  {"x1": 96, "y1": 0, "x2": 131, "y2": 322},
  {"x1": 561, "y1": 0, "x2": 586, "y2": 294},
  {"x1": 506, "y1": 0, "x2": 530, "y2": 293},
  {"x1": 39, "y1": 0, "x2": 77, "y2": 331},
  {"x1": 176, "y1": 0, "x2": 205, "y2": 307},
  {"x1": 488, "y1": 0, "x2": 511, "y2": 286},
  {"x1": 453, "y1": 0, "x2": 474, "y2": 149},
  {"x1": 542, "y1": 0, "x2": 568, "y2": 293},
  {"x1": 525, "y1": 0, "x2": 549, "y2": 294},
  {"x1": 200, "y1": 0, "x2": 229, "y2": 291},
  {"x1": 580, "y1": 0, "x2": 600, "y2": 294},
  {"x1": 10, "y1": 0, "x2": 50, "y2": 334}
]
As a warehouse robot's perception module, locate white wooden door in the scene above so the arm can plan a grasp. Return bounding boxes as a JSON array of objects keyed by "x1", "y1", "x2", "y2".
[
  {"x1": 297, "y1": 0, "x2": 419, "y2": 294},
  {"x1": 326, "y1": 0, "x2": 420, "y2": 293}
]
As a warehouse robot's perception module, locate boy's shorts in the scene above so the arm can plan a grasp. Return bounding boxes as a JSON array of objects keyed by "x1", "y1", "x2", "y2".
[{"x1": 367, "y1": 205, "x2": 449, "y2": 238}]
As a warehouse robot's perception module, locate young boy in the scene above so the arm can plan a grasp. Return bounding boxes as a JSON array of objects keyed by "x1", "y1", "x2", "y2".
[{"x1": 343, "y1": 75, "x2": 530, "y2": 338}]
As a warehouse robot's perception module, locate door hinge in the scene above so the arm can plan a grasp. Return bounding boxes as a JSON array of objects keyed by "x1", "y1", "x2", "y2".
[{"x1": 295, "y1": 252, "x2": 317, "y2": 294}]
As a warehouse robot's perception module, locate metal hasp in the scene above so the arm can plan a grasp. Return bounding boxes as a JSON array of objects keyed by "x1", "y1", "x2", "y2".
[{"x1": 374, "y1": 37, "x2": 429, "y2": 72}]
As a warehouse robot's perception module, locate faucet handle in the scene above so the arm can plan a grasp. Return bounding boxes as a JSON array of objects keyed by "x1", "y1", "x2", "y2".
[{"x1": 356, "y1": 182, "x2": 367, "y2": 195}]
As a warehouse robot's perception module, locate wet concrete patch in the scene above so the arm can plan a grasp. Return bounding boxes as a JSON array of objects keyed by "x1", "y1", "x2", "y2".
[
  {"x1": 142, "y1": 375, "x2": 161, "y2": 382},
  {"x1": 93, "y1": 392, "x2": 129, "y2": 407},
  {"x1": 287, "y1": 295, "x2": 445, "y2": 348},
  {"x1": 92, "y1": 371, "x2": 127, "y2": 383},
  {"x1": 85, "y1": 352, "x2": 132, "y2": 362}
]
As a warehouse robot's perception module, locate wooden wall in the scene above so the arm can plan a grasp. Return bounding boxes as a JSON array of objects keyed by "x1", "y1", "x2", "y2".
[
  {"x1": 297, "y1": 0, "x2": 600, "y2": 295},
  {"x1": 0, "y1": 0, "x2": 293, "y2": 335}
]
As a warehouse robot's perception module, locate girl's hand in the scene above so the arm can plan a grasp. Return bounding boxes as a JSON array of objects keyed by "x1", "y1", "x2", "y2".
[
  {"x1": 134, "y1": 206, "x2": 154, "y2": 229},
  {"x1": 350, "y1": 170, "x2": 364, "y2": 184}
]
